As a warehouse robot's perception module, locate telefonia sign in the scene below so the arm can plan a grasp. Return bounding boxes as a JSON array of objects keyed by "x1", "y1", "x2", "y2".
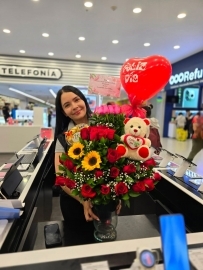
[
  {"x1": 0, "y1": 65, "x2": 62, "y2": 80},
  {"x1": 169, "y1": 68, "x2": 203, "y2": 85}
]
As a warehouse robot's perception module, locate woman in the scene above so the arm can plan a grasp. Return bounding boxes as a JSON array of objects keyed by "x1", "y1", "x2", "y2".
[
  {"x1": 142, "y1": 104, "x2": 162, "y2": 154},
  {"x1": 187, "y1": 112, "x2": 203, "y2": 161},
  {"x1": 54, "y1": 85, "x2": 99, "y2": 230}
]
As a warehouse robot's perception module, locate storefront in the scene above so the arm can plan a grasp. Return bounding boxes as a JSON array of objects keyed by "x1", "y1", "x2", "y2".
[{"x1": 163, "y1": 50, "x2": 203, "y2": 137}]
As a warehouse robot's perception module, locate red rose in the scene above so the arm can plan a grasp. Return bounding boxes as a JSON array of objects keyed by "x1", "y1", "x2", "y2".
[
  {"x1": 144, "y1": 178, "x2": 155, "y2": 191},
  {"x1": 55, "y1": 176, "x2": 67, "y2": 186},
  {"x1": 153, "y1": 172, "x2": 161, "y2": 181},
  {"x1": 97, "y1": 130, "x2": 107, "y2": 140},
  {"x1": 81, "y1": 127, "x2": 89, "y2": 140},
  {"x1": 107, "y1": 129, "x2": 115, "y2": 140},
  {"x1": 143, "y1": 158, "x2": 156, "y2": 167},
  {"x1": 89, "y1": 127, "x2": 98, "y2": 140},
  {"x1": 65, "y1": 178, "x2": 76, "y2": 189},
  {"x1": 100, "y1": 185, "x2": 110, "y2": 195},
  {"x1": 63, "y1": 159, "x2": 75, "y2": 170},
  {"x1": 132, "y1": 181, "x2": 146, "y2": 192},
  {"x1": 107, "y1": 148, "x2": 120, "y2": 163},
  {"x1": 95, "y1": 170, "x2": 103, "y2": 178},
  {"x1": 115, "y1": 182, "x2": 128, "y2": 195},
  {"x1": 81, "y1": 184, "x2": 96, "y2": 198},
  {"x1": 110, "y1": 167, "x2": 120, "y2": 178},
  {"x1": 123, "y1": 164, "x2": 136, "y2": 174}
]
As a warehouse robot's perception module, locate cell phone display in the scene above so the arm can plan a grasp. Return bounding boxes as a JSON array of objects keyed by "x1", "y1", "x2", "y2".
[{"x1": 159, "y1": 214, "x2": 190, "y2": 270}]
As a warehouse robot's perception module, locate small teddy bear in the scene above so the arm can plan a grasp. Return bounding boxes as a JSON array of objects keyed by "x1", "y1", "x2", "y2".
[{"x1": 117, "y1": 117, "x2": 151, "y2": 161}]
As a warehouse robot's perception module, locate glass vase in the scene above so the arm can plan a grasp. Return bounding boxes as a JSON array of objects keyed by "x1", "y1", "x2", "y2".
[{"x1": 93, "y1": 201, "x2": 118, "y2": 242}]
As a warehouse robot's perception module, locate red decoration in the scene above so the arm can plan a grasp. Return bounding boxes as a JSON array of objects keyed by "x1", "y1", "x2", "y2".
[{"x1": 120, "y1": 55, "x2": 172, "y2": 102}]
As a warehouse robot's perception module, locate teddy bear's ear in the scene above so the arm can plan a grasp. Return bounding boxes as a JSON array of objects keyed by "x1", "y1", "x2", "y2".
[
  {"x1": 124, "y1": 118, "x2": 130, "y2": 124},
  {"x1": 143, "y1": 118, "x2": 150, "y2": 126}
]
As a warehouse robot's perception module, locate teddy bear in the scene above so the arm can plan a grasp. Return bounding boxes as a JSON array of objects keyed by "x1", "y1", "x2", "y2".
[{"x1": 117, "y1": 117, "x2": 151, "y2": 161}]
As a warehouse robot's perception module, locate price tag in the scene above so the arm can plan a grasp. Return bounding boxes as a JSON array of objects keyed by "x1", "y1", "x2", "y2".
[{"x1": 81, "y1": 261, "x2": 109, "y2": 270}]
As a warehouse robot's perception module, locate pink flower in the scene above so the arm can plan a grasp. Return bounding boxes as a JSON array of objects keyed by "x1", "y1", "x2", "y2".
[{"x1": 94, "y1": 104, "x2": 121, "y2": 115}]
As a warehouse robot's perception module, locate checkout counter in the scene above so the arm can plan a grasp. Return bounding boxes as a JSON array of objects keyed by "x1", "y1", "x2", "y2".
[{"x1": 1, "y1": 142, "x2": 203, "y2": 269}]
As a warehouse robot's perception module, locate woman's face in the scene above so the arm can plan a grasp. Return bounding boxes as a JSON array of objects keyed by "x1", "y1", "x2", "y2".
[{"x1": 61, "y1": 91, "x2": 88, "y2": 124}]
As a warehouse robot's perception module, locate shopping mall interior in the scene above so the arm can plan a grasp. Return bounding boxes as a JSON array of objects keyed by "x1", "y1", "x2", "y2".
[{"x1": 1, "y1": 1, "x2": 203, "y2": 269}]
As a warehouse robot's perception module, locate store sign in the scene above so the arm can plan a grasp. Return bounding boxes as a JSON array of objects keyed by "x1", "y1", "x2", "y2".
[
  {"x1": 169, "y1": 68, "x2": 203, "y2": 85},
  {"x1": 0, "y1": 65, "x2": 62, "y2": 80}
]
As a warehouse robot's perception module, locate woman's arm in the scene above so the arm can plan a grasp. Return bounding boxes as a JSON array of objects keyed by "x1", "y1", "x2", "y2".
[{"x1": 55, "y1": 152, "x2": 99, "y2": 221}]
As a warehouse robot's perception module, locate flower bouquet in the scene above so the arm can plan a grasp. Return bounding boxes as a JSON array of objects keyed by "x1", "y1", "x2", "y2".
[{"x1": 55, "y1": 104, "x2": 161, "y2": 241}]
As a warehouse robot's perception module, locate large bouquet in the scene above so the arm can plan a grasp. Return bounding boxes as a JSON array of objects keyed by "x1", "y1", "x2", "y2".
[{"x1": 55, "y1": 105, "x2": 161, "y2": 207}]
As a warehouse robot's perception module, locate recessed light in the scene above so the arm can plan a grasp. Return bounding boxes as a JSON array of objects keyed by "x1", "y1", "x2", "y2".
[
  {"x1": 112, "y1": 40, "x2": 119, "y2": 44},
  {"x1": 19, "y1": 50, "x2": 25, "y2": 53},
  {"x1": 177, "y1": 13, "x2": 186, "y2": 19},
  {"x1": 133, "y1": 8, "x2": 142, "y2": 13},
  {"x1": 144, "y1": 43, "x2": 150, "y2": 47},
  {"x1": 79, "y1": 37, "x2": 85, "y2": 41},
  {"x1": 101, "y1": 57, "x2": 107, "y2": 60},
  {"x1": 32, "y1": 0, "x2": 39, "y2": 1},
  {"x1": 75, "y1": 54, "x2": 81, "y2": 58},
  {"x1": 48, "y1": 52, "x2": 54, "y2": 56},
  {"x1": 42, "y1": 33, "x2": 49, "y2": 37},
  {"x1": 174, "y1": 45, "x2": 180, "y2": 49},
  {"x1": 3, "y1": 29, "x2": 11, "y2": 33},
  {"x1": 84, "y1": 2, "x2": 93, "y2": 8}
]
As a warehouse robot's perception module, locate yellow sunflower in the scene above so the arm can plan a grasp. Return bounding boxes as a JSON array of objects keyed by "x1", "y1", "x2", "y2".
[
  {"x1": 82, "y1": 151, "x2": 102, "y2": 171},
  {"x1": 68, "y1": 142, "x2": 84, "y2": 159}
]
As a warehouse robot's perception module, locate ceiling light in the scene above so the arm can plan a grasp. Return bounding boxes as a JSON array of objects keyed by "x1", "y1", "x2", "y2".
[
  {"x1": 42, "y1": 33, "x2": 49, "y2": 37},
  {"x1": 177, "y1": 13, "x2": 186, "y2": 19},
  {"x1": 144, "y1": 43, "x2": 150, "y2": 47},
  {"x1": 32, "y1": 0, "x2": 39, "y2": 1},
  {"x1": 133, "y1": 8, "x2": 142, "y2": 13},
  {"x1": 101, "y1": 57, "x2": 107, "y2": 60},
  {"x1": 19, "y1": 50, "x2": 25, "y2": 53},
  {"x1": 79, "y1": 37, "x2": 85, "y2": 41},
  {"x1": 3, "y1": 29, "x2": 11, "y2": 33},
  {"x1": 112, "y1": 40, "x2": 119, "y2": 44},
  {"x1": 84, "y1": 2, "x2": 93, "y2": 8},
  {"x1": 75, "y1": 54, "x2": 81, "y2": 58},
  {"x1": 48, "y1": 52, "x2": 54, "y2": 56},
  {"x1": 49, "y1": 89, "x2": 56, "y2": 98},
  {"x1": 174, "y1": 45, "x2": 180, "y2": 49}
]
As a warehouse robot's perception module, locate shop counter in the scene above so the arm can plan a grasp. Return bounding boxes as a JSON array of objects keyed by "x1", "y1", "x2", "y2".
[
  {"x1": 0, "y1": 232, "x2": 203, "y2": 269},
  {"x1": 0, "y1": 139, "x2": 55, "y2": 253},
  {"x1": 0, "y1": 125, "x2": 43, "y2": 153},
  {"x1": 151, "y1": 165, "x2": 203, "y2": 232}
]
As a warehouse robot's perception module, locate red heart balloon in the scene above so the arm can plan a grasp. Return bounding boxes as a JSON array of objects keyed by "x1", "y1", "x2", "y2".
[{"x1": 120, "y1": 55, "x2": 172, "y2": 102}]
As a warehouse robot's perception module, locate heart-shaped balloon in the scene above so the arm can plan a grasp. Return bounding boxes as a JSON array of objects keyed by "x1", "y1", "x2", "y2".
[{"x1": 120, "y1": 55, "x2": 172, "y2": 102}]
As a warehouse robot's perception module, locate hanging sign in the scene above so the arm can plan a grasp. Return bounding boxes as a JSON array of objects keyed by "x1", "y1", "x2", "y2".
[
  {"x1": 0, "y1": 65, "x2": 62, "y2": 80},
  {"x1": 88, "y1": 74, "x2": 121, "y2": 98}
]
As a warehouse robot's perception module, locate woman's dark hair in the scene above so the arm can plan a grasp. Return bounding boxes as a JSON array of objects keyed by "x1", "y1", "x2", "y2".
[
  {"x1": 142, "y1": 104, "x2": 153, "y2": 118},
  {"x1": 54, "y1": 85, "x2": 92, "y2": 139}
]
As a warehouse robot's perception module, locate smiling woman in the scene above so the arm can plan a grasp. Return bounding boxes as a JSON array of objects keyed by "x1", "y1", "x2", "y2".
[{"x1": 54, "y1": 85, "x2": 98, "y2": 231}]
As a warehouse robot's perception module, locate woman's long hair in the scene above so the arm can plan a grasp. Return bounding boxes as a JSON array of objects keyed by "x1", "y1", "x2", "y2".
[{"x1": 54, "y1": 85, "x2": 92, "y2": 140}]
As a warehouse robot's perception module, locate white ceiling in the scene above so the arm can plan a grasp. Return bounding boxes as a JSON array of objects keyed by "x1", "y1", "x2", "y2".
[{"x1": 0, "y1": 0, "x2": 203, "y2": 103}]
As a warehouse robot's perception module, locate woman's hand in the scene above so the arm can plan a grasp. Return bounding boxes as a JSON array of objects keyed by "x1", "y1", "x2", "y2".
[
  {"x1": 82, "y1": 200, "x2": 99, "y2": 222},
  {"x1": 116, "y1": 200, "x2": 122, "y2": 215}
]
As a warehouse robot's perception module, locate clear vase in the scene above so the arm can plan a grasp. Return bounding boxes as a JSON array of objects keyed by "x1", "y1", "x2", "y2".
[{"x1": 93, "y1": 202, "x2": 118, "y2": 242}]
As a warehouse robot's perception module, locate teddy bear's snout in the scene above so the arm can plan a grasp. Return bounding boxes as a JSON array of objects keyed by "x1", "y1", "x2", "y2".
[{"x1": 133, "y1": 129, "x2": 138, "y2": 133}]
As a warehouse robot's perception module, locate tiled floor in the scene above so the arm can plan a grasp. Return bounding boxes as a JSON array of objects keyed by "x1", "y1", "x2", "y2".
[{"x1": 1, "y1": 138, "x2": 203, "y2": 222}]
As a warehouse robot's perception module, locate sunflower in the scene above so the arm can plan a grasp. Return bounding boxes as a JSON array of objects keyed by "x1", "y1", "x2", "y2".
[
  {"x1": 68, "y1": 142, "x2": 84, "y2": 159},
  {"x1": 82, "y1": 151, "x2": 102, "y2": 171}
]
